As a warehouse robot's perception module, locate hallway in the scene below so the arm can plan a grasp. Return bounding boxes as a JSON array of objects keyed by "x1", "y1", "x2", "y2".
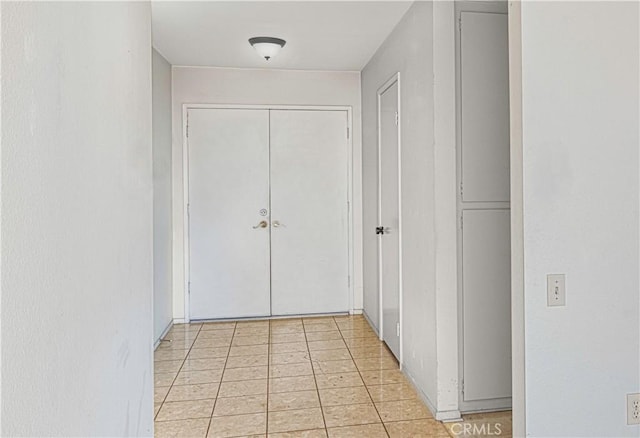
[{"x1": 154, "y1": 315, "x2": 448, "y2": 437}]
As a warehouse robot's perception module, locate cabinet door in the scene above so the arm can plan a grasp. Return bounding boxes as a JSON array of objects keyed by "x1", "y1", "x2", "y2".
[
  {"x1": 461, "y1": 11, "x2": 510, "y2": 202},
  {"x1": 462, "y1": 209, "x2": 512, "y2": 401}
]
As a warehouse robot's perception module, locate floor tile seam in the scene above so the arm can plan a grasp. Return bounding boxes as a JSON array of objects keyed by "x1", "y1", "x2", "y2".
[
  {"x1": 265, "y1": 321, "x2": 271, "y2": 436},
  {"x1": 300, "y1": 317, "x2": 328, "y2": 435},
  {"x1": 156, "y1": 323, "x2": 205, "y2": 421},
  {"x1": 206, "y1": 322, "x2": 238, "y2": 437},
  {"x1": 170, "y1": 379, "x2": 222, "y2": 387},
  {"x1": 165, "y1": 394, "x2": 220, "y2": 404},
  {"x1": 339, "y1": 319, "x2": 391, "y2": 438},
  {"x1": 156, "y1": 412, "x2": 215, "y2": 422}
]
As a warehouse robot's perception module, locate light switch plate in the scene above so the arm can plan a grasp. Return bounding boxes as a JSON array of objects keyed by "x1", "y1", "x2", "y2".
[
  {"x1": 547, "y1": 274, "x2": 566, "y2": 307},
  {"x1": 628, "y1": 393, "x2": 640, "y2": 425}
]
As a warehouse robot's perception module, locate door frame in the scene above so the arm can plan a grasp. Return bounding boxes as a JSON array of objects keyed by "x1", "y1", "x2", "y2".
[
  {"x1": 181, "y1": 104, "x2": 355, "y2": 322},
  {"x1": 376, "y1": 73, "x2": 403, "y2": 367}
]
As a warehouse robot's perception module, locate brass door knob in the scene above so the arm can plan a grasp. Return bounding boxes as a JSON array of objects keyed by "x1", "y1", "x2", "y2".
[{"x1": 253, "y1": 220, "x2": 268, "y2": 229}]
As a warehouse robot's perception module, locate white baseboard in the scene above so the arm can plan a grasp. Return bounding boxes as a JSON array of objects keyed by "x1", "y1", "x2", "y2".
[
  {"x1": 362, "y1": 310, "x2": 380, "y2": 337},
  {"x1": 349, "y1": 308, "x2": 363, "y2": 315},
  {"x1": 402, "y1": 364, "x2": 462, "y2": 422},
  {"x1": 459, "y1": 398, "x2": 512, "y2": 415},
  {"x1": 153, "y1": 320, "x2": 174, "y2": 351},
  {"x1": 436, "y1": 409, "x2": 465, "y2": 422}
]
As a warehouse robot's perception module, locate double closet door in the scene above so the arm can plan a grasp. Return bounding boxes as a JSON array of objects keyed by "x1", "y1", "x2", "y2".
[{"x1": 187, "y1": 108, "x2": 349, "y2": 320}]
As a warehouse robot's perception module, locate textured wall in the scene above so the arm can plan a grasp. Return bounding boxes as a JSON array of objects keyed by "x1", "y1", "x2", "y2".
[
  {"x1": 153, "y1": 49, "x2": 173, "y2": 344},
  {"x1": 521, "y1": 2, "x2": 640, "y2": 435},
  {"x1": 1, "y1": 2, "x2": 153, "y2": 435}
]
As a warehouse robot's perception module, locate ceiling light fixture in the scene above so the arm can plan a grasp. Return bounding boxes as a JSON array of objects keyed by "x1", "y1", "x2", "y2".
[{"x1": 248, "y1": 37, "x2": 286, "y2": 61}]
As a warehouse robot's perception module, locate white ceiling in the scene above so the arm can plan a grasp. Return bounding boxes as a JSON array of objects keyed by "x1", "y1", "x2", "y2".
[{"x1": 151, "y1": 1, "x2": 413, "y2": 71}]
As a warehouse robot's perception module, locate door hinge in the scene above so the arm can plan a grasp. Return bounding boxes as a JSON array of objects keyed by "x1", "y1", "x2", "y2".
[
  {"x1": 187, "y1": 203, "x2": 190, "y2": 216},
  {"x1": 460, "y1": 214, "x2": 464, "y2": 230},
  {"x1": 458, "y1": 17, "x2": 462, "y2": 31},
  {"x1": 396, "y1": 322, "x2": 400, "y2": 337},
  {"x1": 188, "y1": 282, "x2": 191, "y2": 294},
  {"x1": 461, "y1": 379, "x2": 465, "y2": 395},
  {"x1": 460, "y1": 181, "x2": 463, "y2": 197},
  {"x1": 395, "y1": 111, "x2": 399, "y2": 126}
]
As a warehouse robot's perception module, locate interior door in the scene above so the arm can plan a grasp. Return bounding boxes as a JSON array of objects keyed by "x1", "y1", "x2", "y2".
[
  {"x1": 188, "y1": 108, "x2": 271, "y2": 320},
  {"x1": 269, "y1": 110, "x2": 349, "y2": 315},
  {"x1": 379, "y1": 82, "x2": 401, "y2": 360}
]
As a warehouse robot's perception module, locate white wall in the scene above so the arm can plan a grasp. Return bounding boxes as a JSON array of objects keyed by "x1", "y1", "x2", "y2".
[
  {"x1": 362, "y1": 2, "x2": 459, "y2": 419},
  {"x1": 520, "y1": 2, "x2": 640, "y2": 436},
  {"x1": 153, "y1": 49, "x2": 173, "y2": 344},
  {"x1": 1, "y1": 2, "x2": 153, "y2": 436},
  {"x1": 171, "y1": 66, "x2": 362, "y2": 321},
  {"x1": 361, "y1": 1, "x2": 460, "y2": 419}
]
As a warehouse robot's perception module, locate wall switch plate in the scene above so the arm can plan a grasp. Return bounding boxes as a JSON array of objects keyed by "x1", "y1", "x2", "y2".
[
  {"x1": 547, "y1": 274, "x2": 566, "y2": 307},
  {"x1": 628, "y1": 393, "x2": 640, "y2": 425}
]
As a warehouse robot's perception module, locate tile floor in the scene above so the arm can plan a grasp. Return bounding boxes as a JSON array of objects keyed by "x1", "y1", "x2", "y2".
[{"x1": 154, "y1": 314, "x2": 511, "y2": 438}]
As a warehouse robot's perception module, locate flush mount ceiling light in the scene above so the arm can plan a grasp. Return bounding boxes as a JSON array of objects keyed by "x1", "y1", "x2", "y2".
[{"x1": 249, "y1": 37, "x2": 286, "y2": 61}]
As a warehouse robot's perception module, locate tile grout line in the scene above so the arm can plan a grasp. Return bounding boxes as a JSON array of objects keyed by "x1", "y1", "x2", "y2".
[
  {"x1": 337, "y1": 317, "x2": 392, "y2": 438},
  {"x1": 265, "y1": 320, "x2": 271, "y2": 437},
  {"x1": 204, "y1": 321, "x2": 236, "y2": 438},
  {"x1": 156, "y1": 317, "x2": 406, "y2": 435},
  {"x1": 155, "y1": 323, "x2": 204, "y2": 422},
  {"x1": 303, "y1": 318, "x2": 329, "y2": 436}
]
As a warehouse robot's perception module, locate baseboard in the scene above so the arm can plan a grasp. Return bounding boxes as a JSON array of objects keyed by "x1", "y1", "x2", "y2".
[
  {"x1": 436, "y1": 409, "x2": 465, "y2": 422},
  {"x1": 153, "y1": 320, "x2": 174, "y2": 351},
  {"x1": 459, "y1": 398, "x2": 512, "y2": 415},
  {"x1": 173, "y1": 318, "x2": 187, "y2": 324},
  {"x1": 349, "y1": 308, "x2": 363, "y2": 315},
  {"x1": 402, "y1": 364, "x2": 462, "y2": 422},
  {"x1": 361, "y1": 310, "x2": 380, "y2": 337}
]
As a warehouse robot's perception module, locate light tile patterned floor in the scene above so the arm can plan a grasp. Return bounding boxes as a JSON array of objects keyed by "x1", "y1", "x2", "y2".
[{"x1": 154, "y1": 314, "x2": 511, "y2": 438}]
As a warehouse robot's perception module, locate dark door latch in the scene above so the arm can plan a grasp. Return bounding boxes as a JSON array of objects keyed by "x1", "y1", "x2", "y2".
[{"x1": 376, "y1": 226, "x2": 385, "y2": 235}]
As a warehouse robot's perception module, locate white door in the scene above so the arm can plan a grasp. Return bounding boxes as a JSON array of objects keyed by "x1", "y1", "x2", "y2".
[
  {"x1": 379, "y1": 82, "x2": 401, "y2": 360},
  {"x1": 269, "y1": 110, "x2": 350, "y2": 315},
  {"x1": 188, "y1": 109, "x2": 271, "y2": 320}
]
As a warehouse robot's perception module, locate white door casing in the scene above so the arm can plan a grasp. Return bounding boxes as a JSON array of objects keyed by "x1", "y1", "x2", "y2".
[
  {"x1": 270, "y1": 110, "x2": 350, "y2": 315},
  {"x1": 378, "y1": 77, "x2": 402, "y2": 361},
  {"x1": 187, "y1": 108, "x2": 271, "y2": 320}
]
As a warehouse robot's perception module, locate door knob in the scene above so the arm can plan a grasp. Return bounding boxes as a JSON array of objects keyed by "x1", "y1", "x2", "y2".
[
  {"x1": 272, "y1": 221, "x2": 281, "y2": 228},
  {"x1": 253, "y1": 220, "x2": 268, "y2": 229}
]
